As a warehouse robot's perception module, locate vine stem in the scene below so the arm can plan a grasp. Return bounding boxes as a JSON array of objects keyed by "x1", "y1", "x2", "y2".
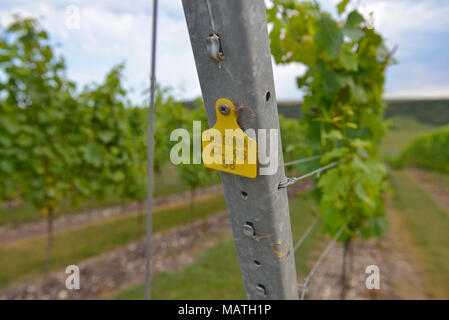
[
  {"x1": 45, "y1": 206, "x2": 54, "y2": 284},
  {"x1": 340, "y1": 239, "x2": 351, "y2": 299}
]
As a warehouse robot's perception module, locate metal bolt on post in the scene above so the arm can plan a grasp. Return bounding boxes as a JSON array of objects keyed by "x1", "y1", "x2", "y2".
[{"x1": 182, "y1": 0, "x2": 298, "y2": 300}]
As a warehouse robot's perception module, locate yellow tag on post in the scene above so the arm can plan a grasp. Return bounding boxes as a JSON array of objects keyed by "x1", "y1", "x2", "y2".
[{"x1": 202, "y1": 98, "x2": 257, "y2": 178}]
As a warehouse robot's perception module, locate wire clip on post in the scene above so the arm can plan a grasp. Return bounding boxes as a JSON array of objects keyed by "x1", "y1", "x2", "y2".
[{"x1": 279, "y1": 161, "x2": 339, "y2": 189}]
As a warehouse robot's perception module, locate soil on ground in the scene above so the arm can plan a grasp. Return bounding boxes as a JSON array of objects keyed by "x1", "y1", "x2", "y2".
[
  {"x1": 0, "y1": 212, "x2": 231, "y2": 300},
  {"x1": 306, "y1": 202, "x2": 432, "y2": 300}
]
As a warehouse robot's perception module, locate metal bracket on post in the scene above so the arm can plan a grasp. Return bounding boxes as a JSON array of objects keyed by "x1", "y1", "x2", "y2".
[{"x1": 182, "y1": 0, "x2": 298, "y2": 300}]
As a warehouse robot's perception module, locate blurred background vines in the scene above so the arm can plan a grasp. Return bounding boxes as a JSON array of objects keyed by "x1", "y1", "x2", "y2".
[{"x1": 0, "y1": 16, "x2": 222, "y2": 279}]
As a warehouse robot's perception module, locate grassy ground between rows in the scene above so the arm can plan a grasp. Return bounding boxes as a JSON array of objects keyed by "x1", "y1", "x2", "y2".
[
  {"x1": 0, "y1": 193, "x2": 226, "y2": 288},
  {"x1": 425, "y1": 170, "x2": 449, "y2": 190},
  {"x1": 113, "y1": 192, "x2": 325, "y2": 299},
  {"x1": 380, "y1": 116, "x2": 437, "y2": 157},
  {"x1": 389, "y1": 169, "x2": 449, "y2": 298},
  {"x1": 382, "y1": 118, "x2": 449, "y2": 298}
]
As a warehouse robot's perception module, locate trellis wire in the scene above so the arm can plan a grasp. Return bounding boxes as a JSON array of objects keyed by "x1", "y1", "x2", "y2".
[
  {"x1": 298, "y1": 222, "x2": 347, "y2": 300},
  {"x1": 307, "y1": 257, "x2": 334, "y2": 299},
  {"x1": 284, "y1": 154, "x2": 323, "y2": 167},
  {"x1": 145, "y1": 0, "x2": 159, "y2": 301},
  {"x1": 279, "y1": 161, "x2": 339, "y2": 189},
  {"x1": 294, "y1": 216, "x2": 320, "y2": 252},
  {"x1": 205, "y1": 0, "x2": 216, "y2": 32}
]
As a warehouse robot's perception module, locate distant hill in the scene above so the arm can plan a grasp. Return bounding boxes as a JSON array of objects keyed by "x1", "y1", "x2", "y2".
[
  {"x1": 181, "y1": 99, "x2": 449, "y2": 125},
  {"x1": 277, "y1": 101, "x2": 302, "y2": 119},
  {"x1": 276, "y1": 99, "x2": 449, "y2": 125},
  {"x1": 384, "y1": 99, "x2": 449, "y2": 125}
]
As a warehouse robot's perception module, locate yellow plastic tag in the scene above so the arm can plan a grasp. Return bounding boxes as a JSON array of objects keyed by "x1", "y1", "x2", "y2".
[{"x1": 202, "y1": 98, "x2": 257, "y2": 178}]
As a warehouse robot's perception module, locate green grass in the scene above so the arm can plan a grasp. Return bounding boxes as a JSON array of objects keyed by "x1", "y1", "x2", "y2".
[
  {"x1": 0, "y1": 193, "x2": 226, "y2": 288},
  {"x1": 116, "y1": 237, "x2": 246, "y2": 300},
  {"x1": 113, "y1": 192, "x2": 325, "y2": 300},
  {"x1": 0, "y1": 164, "x2": 220, "y2": 227},
  {"x1": 290, "y1": 193, "x2": 325, "y2": 278},
  {"x1": 380, "y1": 116, "x2": 437, "y2": 157},
  {"x1": 390, "y1": 169, "x2": 449, "y2": 298},
  {"x1": 276, "y1": 99, "x2": 449, "y2": 124}
]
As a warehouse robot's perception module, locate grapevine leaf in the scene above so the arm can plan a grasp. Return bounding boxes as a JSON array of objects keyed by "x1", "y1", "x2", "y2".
[
  {"x1": 343, "y1": 26, "x2": 365, "y2": 42},
  {"x1": 338, "y1": 44, "x2": 358, "y2": 71},
  {"x1": 315, "y1": 15, "x2": 342, "y2": 59},
  {"x1": 346, "y1": 10, "x2": 365, "y2": 27},
  {"x1": 337, "y1": 0, "x2": 350, "y2": 15}
]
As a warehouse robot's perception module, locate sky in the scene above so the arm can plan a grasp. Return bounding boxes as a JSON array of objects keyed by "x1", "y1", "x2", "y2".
[{"x1": 0, "y1": 0, "x2": 448, "y2": 105}]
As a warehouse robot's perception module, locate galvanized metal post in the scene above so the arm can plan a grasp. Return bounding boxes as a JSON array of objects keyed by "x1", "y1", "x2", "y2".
[
  {"x1": 182, "y1": 0, "x2": 298, "y2": 300},
  {"x1": 145, "y1": 0, "x2": 159, "y2": 300}
]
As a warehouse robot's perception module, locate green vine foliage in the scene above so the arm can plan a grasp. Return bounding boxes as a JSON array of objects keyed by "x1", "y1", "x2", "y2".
[
  {"x1": 268, "y1": 1, "x2": 395, "y2": 240},
  {"x1": 166, "y1": 97, "x2": 220, "y2": 192},
  {"x1": 279, "y1": 114, "x2": 305, "y2": 164},
  {"x1": 0, "y1": 16, "x2": 145, "y2": 211},
  {"x1": 391, "y1": 125, "x2": 449, "y2": 174},
  {"x1": 128, "y1": 85, "x2": 186, "y2": 175},
  {"x1": 0, "y1": 16, "x2": 79, "y2": 210},
  {"x1": 127, "y1": 89, "x2": 221, "y2": 197},
  {"x1": 75, "y1": 65, "x2": 146, "y2": 203},
  {"x1": 0, "y1": 16, "x2": 224, "y2": 219}
]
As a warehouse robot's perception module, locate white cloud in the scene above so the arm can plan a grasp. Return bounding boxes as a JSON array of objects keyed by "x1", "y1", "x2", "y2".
[
  {"x1": 273, "y1": 62, "x2": 306, "y2": 101},
  {"x1": 357, "y1": 0, "x2": 449, "y2": 55},
  {"x1": 0, "y1": 0, "x2": 193, "y2": 103},
  {"x1": 1, "y1": 0, "x2": 448, "y2": 102},
  {"x1": 384, "y1": 85, "x2": 449, "y2": 99}
]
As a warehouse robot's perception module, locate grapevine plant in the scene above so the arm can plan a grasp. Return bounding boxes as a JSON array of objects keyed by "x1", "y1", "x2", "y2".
[
  {"x1": 0, "y1": 17, "x2": 145, "y2": 275},
  {"x1": 392, "y1": 124, "x2": 449, "y2": 174},
  {"x1": 267, "y1": 0, "x2": 395, "y2": 241}
]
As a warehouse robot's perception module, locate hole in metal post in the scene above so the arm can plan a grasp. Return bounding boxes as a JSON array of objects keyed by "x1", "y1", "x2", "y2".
[
  {"x1": 254, "y1": 260, "x2": 261, "y2": 268},
  {"x1": 243, "y1": 222, "x2": 255, "y2": 237},
  {"x1": 240, "y1": 190, "x2": 248, "y2": 200},
  {"x1": 207, "y1": 33, "x2": 224, "y2": 62},
  {"x1": 255, "y1": 284, "x2": 267, "y2": 297},
  {"x1": 266, "y1": 91, "x2": 271, "y2": 102}
]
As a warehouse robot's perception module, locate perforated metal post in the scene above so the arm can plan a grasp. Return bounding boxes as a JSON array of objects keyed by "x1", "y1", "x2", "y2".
[{"x1": 182, "y1": 0, "x2": 298, "y2": 300}]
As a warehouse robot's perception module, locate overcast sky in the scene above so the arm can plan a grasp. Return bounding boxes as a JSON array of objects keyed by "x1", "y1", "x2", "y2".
[{"x1": 1, "y1": 0, "x2": 448, "y2": 104}]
